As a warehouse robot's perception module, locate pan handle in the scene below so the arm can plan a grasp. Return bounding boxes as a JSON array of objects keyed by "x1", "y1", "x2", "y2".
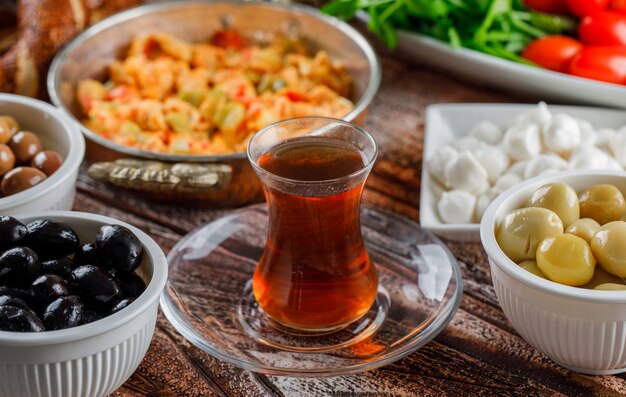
[{"x1": 88, "y1": 158, "x2": 232, "y2": 194}]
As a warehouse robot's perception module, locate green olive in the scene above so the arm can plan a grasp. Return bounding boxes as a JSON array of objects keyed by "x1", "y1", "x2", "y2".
[
  {"x1": 590, "y1": 221, "x2": 626, "y2": 277},
  {"x1": 579, "y1": 184, "x2": 626, "y2": 225},
  {"x1": 496, "y1": 207, "x2": 563, "y2": 263},
  {"x1": 594, "y1": 283, "x2": 626, "y2": 291},
  {"x1": 528, "y1": 183, "x2": 579, "y2": 228},
  {"x1": 537, "y1": 234, "x2": 596, "y2": 286},
  {"x1": 565, "y1": 218, "x2": 601, "y2": 244},
  {"x1": 518, "y1": 260, "x2": 546, "y2": 279},
  {"x1": 582, "y1": 266, "x2": 625, "y2": 289}
]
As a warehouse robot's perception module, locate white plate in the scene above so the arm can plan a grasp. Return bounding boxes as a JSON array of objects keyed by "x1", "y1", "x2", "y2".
[
  {"x1": 421, "y1": 103, "x2": 626, "y2": 241},
  {"x1": 381, "y1": 22, "x2": 626, "y2": 108}
]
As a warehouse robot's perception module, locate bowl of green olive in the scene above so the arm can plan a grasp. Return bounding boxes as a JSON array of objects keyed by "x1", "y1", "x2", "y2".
[{"x1": 481, "y1": 170, "x2": 626, "y2": 375}]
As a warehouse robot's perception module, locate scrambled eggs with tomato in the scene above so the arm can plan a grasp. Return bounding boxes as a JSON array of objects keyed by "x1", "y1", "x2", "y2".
[{"x1": 77, "y1": 31, "x2": 354, "y2": 155}]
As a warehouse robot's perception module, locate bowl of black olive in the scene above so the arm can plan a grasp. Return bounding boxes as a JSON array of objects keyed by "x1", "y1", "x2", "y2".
[{"x1": 0, "y1": 211, "x2": 167, "y2": 397}]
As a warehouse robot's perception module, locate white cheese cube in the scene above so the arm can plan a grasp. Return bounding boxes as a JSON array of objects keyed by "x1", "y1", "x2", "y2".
[
  {"x1": 444, "y1": 151, "x2": 489, "y2": 195},
  {"x1": 503, "y1": 124, "x2": 541, "y2": 160},
  {"x1": 542, "y1": 113, "x2": 581, "y2": 153},
  {"x1": 469, "y1": 121, "x2": 503, "y2": 145},
  {"x1": 428, "y1": 145, "x2": 458, "y2": 186},
  {"x1": 438, "y1": 190, "x2": 476, "y2": 224}
]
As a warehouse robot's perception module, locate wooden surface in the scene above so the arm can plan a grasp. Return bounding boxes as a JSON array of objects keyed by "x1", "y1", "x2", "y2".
[{"x1": 71, "y1": 32, "x2": 626, "y2": 397}]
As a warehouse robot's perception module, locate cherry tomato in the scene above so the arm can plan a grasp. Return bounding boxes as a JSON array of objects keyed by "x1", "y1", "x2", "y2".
[
  {"x1": 569, "y1": 46, "x2": 626, "y2": 84},
  {"x1": 611, "y1": 0, "x2": 626, "y2": 13},
  {"x1": 579, "y1": 11, "x2": 626, "y2": 45},
  {"x1": 522, "y1": 36, "x2": 583, "y2": 73},
  {"x1": 524, "y1": 0, "x2": 569, "y2": 14},
  {"x1": 567, "y1": 0, "x2": 609, "y2": 16}
]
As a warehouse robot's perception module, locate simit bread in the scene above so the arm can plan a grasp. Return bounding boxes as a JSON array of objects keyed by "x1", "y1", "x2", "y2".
[{"x1": 0, "y1": 0, "x2": 142, "y2": 98}]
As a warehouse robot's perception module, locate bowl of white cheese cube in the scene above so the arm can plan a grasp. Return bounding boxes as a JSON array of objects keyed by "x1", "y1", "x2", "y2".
[{"x1": 421, "y1": 103, "x2": 626, "y2": 241}]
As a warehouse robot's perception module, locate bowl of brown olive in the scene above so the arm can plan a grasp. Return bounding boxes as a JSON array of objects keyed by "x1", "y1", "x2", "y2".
[
  {"x1": 481, "y1": 170, "x2": 626, "y2": 376},
  {"x1": 0, "y1": 211, "x2": 167, "y2": 397},
  {"x1": 0, "y1": 94, "x2": 84, "y2": 214}
]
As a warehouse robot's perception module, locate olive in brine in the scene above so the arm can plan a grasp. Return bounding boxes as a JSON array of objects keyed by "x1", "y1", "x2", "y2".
[
  {"x1": 110, "y1": 298, "x2": 134, "y2": 314},
  {"x1": 528, "y1": 183, "x2": 580, "y2": 228},
  {"x1": 536, "y1": 234, "x2": 596, "y2": 286},
  {"x1": 579, "y1": 184, "x2": 626, "y2": 225},
  {"x1": 71, "y1": 265, "x2": 122, "y2": 311},
  {"x1": 31, "y1": 150, "x2": 63, "y2": 176},
  {"x1": 41, "y1": 257, "x2": 74, "y2": 279},
  {"x1": 582, "y1": 266, "x2": 625, "y2": 289},
  {"x1": 0, "y1": 144, "x2": 15, "y2": 176},
  {"x1": 0, "y1": 116, "x2": 18, "y2": 144},
  {"x1": 0, "y1": 247, "x2": 40, "y2": 287},
  {"x1": 96, "y1": 225, "x2": 143, "y2": 272},
  {"x1": 30, "y1": 274, "x2": 71, "y2": 308},
  {"x1": 0, "y1": 306, "x2": 44, "y2": 332},
  {"x1": 26, "y1": 219, "x2": 80, "y2": 259},
  {"x1": 109, "y1": 269, "x2": 146, "y2": 299},
  {"x1": 0, "y1": 216, "x2": 27, "y2": 248},
  {"x1": 1, "y1": 167, "x2": 46, "y2": 196},
  {"x1": 518, "y1": 260, "x2": 547, "y2": 279},
  {"x1": 594, "y1": 283, "x2": 626, "y2": 291},
  {"x1": 496, "y1": 207, "x2": 564, "y2": 262},
  {"x1": 43, "y1": 295, "x2": 83, "y2": 330},
  {"x1": 74, "y1": 243, "x2": 98, "y2": 266},
  {"x1": 8, "y1": 131, "x2": 42, "y2": 164},
  {"x1": 565, "y1": 218, "x2": 601, "y2": 244},
  {"x1": 591, "y1": 221, "x2": 626, "y2": 277}
]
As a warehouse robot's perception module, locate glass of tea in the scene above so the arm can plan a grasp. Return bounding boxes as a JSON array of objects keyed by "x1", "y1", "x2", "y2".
[{"x1": 247, "y1": 117, "x2": 378, "y2": 333}]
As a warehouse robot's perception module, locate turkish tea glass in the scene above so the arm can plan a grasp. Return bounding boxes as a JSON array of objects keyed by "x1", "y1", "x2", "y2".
[{"x1": 247, "y1": 117, "x2": 378, "y2": 332}]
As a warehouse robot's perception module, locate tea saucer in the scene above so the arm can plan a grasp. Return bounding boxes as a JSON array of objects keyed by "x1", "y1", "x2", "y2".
[{"x1": 160, "y1": 204, "x2": 463, "y2": 377}]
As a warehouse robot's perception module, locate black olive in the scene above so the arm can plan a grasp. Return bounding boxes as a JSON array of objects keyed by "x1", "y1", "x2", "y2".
[
  {"x1": 110, "y1": 297, "x2": 135, "y2": 314},
  {"x1": 0, "y1": 295, "x2": 34, "y2": 314},
  {"x1": 0, "y1": 216, "x2": 27, "y2": 249},
  {"x1": 0, "y1": 306, "x2": 45, "y2": 332},
  {"x1": 43, "y1": 296, "x2": 83, "y2": 331},
  {"x1": 0, "y1": 286, "x2": 31, "y2": 303},
  {"x1": 70, "y1": 265, "x2": 122, "y2": 311},
  {"x1": 109, "y1": 269, "x2": 146, "y2": 299},
  {"x1": 74, "y1": 243, "x2": 98, "y2": 266},
  {"x1": 41, "y1": 257, "x2": 74, "y2": 279},
  {"x1": 81, "y1": 308, "x2": 104, "y2": 325},
  {"x1": 0, "y1": 246, "x2": 40, "y2": 287},
  {"x1": 96, "y1": 225, "x2": 143, "y2": 272},
  {"x1": 26, "y1": 219, "x2": 80, "y2": 259},
  {"x1": 30, "y1": 274, "x2": 71, "y2": 309}
]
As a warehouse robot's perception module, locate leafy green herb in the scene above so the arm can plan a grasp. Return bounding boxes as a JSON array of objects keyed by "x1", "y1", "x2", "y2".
[{"x1": 321, "y1": 0, "x2": 577, "y2": 64}]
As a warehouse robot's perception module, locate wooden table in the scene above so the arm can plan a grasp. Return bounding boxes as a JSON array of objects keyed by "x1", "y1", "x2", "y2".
[{"x1": 72, "y1": 32, "x2": 626, "y2": 397}]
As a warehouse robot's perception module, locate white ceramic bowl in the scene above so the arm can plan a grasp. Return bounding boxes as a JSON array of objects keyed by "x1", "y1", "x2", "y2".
[
  {"x1": 481, "y1": 170, "x2": 626, "y2": 375},
  {"x1": 0, "y1": 94, "x2": 84, "y2": 214},
  {"x1": 0, "y1": 211, "x2": 168, "y2": 397}
]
